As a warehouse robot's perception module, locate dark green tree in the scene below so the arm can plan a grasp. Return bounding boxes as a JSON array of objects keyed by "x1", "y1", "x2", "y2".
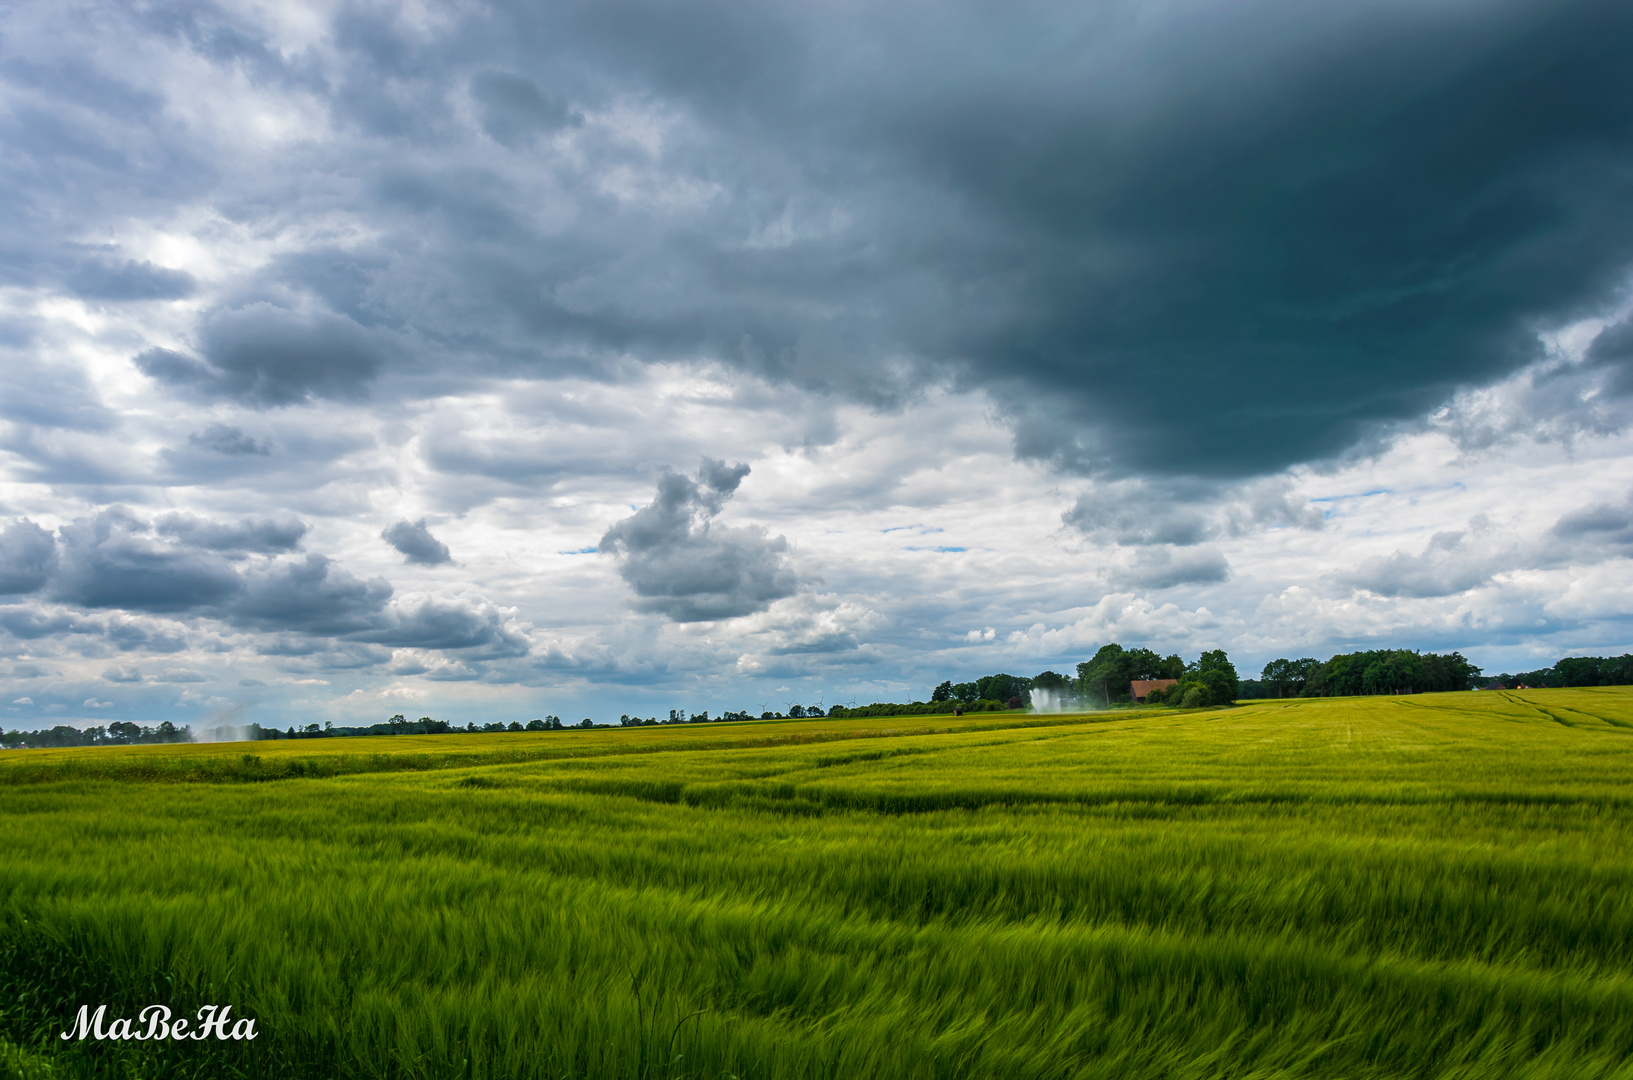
[
  {"x1": 1075, "y1": 644, "x2": 1128, "y2": 705},
  {"x1": 1032, "y1": 671, "x2": 1070, "y2": 691}
]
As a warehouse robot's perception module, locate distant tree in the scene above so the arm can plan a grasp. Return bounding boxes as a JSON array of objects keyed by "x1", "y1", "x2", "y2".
[
  {"x1": 1196, "y1": 650, "x2": 1240, "y2": 703},
  {"x1": 527, "y1": 719, "x2": 548, "y2": 731},
  {"x1": 1417, "y1": 652, "x2": 1480, "y2": 691},
  {"x1": 761, "y1": 711, "x2": 776, "y2": 720},
  {"x1": 1032, "y1": 671, "x2": 1069, "y2": 691},
  {"x1": 579, "y1": 718, "x2": 593, "y2": 728},
  {"x1": 1074, "y1": 644, "x2": 1175, "y2": 705},
  {"x1": 1362, "y1": 654, "x2": 1407, "y2": 694},
  {"x1": 975, "y1": 673, "x2": 1032, "y2": 705},
  {"x1": 788, "y1": 705, "x2": 805, "y2": 718},
  {"x1": 507, "y1": 721, "x2": 523, "y2": 731},
  {"x1": 1306, "y1": 650, "x2": 1480, "y2": 695},
  {"x1": 1075, "y1": 645, "x2": 1128, "y2": 705},
  {"x1": 1261, "y1": 659, "x2": 1291, "y2": 697},
  {"x1": 931, "y1": 681, "x2": 953, "y2": 702}
]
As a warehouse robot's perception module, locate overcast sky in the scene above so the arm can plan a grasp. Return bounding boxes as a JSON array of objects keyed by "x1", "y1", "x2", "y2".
[{"x1": 3, "y1": 0, "x2": 1632, "y2": 730}]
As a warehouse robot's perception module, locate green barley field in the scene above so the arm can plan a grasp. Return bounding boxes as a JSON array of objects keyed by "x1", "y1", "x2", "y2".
[{"x1": 2, "y1": 689, "x2": 1632, "y2": 1080}]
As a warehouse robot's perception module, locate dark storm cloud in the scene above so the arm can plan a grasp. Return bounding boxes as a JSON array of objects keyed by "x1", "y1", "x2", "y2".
[
  {"x1": 1552, "y1": 493, "x2": 1633, "y2": 552},
  {"x1": 0, "y1": 506, "x2": 525, "y2": 659},
  {"x1": 366, "y1": 600, "x2": 529, "y2": 656},
  {"x1": 1584, "y1": 319, "x2": 1633, "y2": 399},
  {"x1": 155, "y1": 513, "x2": 307, "y2": 554},
  {"x1": 19, "y1": 0, "x2": 1621, "y2": 480},
  {"x1": 381, "y1": 519, "x2": 452, "y2": 566},
  {"x1": 0, "y1": 606, "x2": 82, "y2": 640},
  {"x1": 52, "y1": 509, "x2": 241, "y2": 612},
  {"x1": 229, "y1": 555, "x2": 393, "y2": 634},
  {"x1": 600, "y1": 458, "x2": 800, "y2": 621},
  {"x1": 0, "y1": 521, "x2": 56, "y2": 595},
  {"x1": 133, "y1": 304, "x2": 388, "y2": 407},
  {"x1": 258, "y1": 0, "x2": 1633, "y2": 479},
  {"x1": 7, "y1": 0, "x2": 1633, "y2": 706}
]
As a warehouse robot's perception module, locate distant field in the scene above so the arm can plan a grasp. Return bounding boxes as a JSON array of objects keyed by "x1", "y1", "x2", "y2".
[{"x1": 2, "y1": 689, "x2": 1632, "y2": 1079}]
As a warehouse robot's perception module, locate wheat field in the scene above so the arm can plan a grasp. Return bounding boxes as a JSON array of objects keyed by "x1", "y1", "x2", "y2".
[{"x1": 1, "y1": 689, "x2": 1631, "y2": 1079}]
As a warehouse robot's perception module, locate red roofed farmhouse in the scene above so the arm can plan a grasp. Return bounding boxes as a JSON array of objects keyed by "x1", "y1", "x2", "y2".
[{"x1": 1130, "y1": 679, "x2": 1178, "y2": 703}]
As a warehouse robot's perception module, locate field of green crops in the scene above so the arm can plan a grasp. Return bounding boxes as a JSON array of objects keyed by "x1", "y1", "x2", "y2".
[{"x1": 1, "y1": 689, "x2": 1632, "y2": 1080}]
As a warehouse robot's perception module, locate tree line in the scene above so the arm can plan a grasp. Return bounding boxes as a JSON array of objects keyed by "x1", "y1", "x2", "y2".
[
  {"x1": 0, "y1": 720, "x2": 190, "y2": 749},
  {"x1": 1483, "y1": 654, "x2": 1633, "y2": 690},
  {"x1": 819, "y1": 647, "x2": 1244, "y2": 717},
  {"x1": 1244, "y1": 650, "x2": 1483, "y2": 698},
  {"x1": 256, "y1": 715, "x2": 597, "y2": 738},
  {"x1": 10, "y1": 650, "x2": 1623, "y2": 751},
  {"x1": 616, "y1": 706, "x2": 830, "y2": 725}
]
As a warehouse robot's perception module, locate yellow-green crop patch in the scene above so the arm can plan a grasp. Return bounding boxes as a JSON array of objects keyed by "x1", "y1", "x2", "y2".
[{"x1": 2, "y1": 690, "x2": 1632, "y2": 1079}]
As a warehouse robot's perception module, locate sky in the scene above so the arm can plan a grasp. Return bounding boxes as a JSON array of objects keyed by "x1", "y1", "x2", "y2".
[{"x1": 3, "y1": 0, "x2": 1633, "y2": 731}]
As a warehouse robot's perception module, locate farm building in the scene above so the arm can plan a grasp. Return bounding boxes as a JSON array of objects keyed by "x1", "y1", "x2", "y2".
[{"x1": 1131, "y1": 679, "x2": 1178, "y2": 703}]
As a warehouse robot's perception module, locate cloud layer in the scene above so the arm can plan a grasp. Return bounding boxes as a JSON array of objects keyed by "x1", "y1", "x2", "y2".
[{"x1": 0, "y1": 0, "x2": 1630, "y2": 726}]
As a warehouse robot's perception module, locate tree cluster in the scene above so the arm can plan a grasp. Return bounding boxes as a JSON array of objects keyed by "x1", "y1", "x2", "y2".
[
  {"x1": 829, "y1": 699, "x2": 1016, "y2": 719},
  {"x1": 1242, "y1": 650, "x2": 1484, "y2": 698},
  {"x1": 255, "y1": 715, "x2": 594, "y2": 739},
  {"x1": 1069, "y1": 644, "x2": 1240, "y2": 708},
  {"x1": 929, "y1": 673, "x2": 1033, "y2": 709},
  {"x1": 616, "y1": 704, "x2": 828, "y2": 726},
  {"x1": 1486, "y1": 654, "x2": 1633, "y2": 690},
  {"x1": 0, "y1": 720, "x2": 190, "y2": 749},
  {"x1": 830, "y1": 671, "x2": 1044, "y2": 719}
]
